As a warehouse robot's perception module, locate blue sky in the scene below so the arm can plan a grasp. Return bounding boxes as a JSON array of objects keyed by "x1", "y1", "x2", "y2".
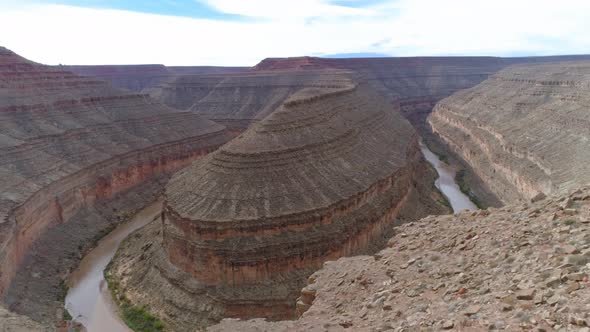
[
  {"x1": 0, "y1": 0, "x2": 589, "y2": 65},
  {"x1": 27, "y1": 0, "x2": 248, "y2": 19}
]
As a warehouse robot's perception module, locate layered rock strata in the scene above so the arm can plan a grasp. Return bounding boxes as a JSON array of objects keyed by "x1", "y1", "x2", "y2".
[
  {"x1": 150, "y1": 55, "x2": 590, "y2": 136},
  {"x1": 109, "y1": 80, "x2": 448, "y2": 330},
  {"x1": 149, "y1": 69, "x2": 353, "y2": 130},
  {"x1": 211, "y1": 186, "x2": 590, "y2": 331},
  {"x1": 66, "y1": 64, "x2": 247, "y2": 92},
  {"x1": 429, "y1": 61, "x2": 590, "y2": 203},
  {"x1": 0, "y1": 46, "x2": 232, "y2": 311}
]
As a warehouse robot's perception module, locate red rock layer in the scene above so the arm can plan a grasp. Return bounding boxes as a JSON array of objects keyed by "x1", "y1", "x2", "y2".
[{"x1": 0, "y1": 47, "x2": 233, "y2": 296}]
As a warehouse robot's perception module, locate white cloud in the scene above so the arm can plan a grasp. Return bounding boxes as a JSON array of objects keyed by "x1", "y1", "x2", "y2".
[
  {"x1": 198, "y1": 0, "x2": 376, "y2": 19},
  {"x1": 0, "y1": 0, "x2": 588, "y2": 66}
]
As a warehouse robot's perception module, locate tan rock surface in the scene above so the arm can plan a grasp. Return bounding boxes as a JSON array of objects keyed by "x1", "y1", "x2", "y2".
[
  {"x1": 0, "y1": 305, "x2": 45, "y2": 332},
  {"x1": 212, "y1": 187, "x2": 590, "y2": 331}
]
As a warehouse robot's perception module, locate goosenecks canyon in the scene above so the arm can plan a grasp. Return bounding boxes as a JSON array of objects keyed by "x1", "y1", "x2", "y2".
[{"x1": 2, "y1": 46, "x2": 590, "y2": 331}]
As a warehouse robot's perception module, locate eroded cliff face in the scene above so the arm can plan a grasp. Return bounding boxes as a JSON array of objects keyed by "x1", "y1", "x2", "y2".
[
  {"x1": 0, "y1": 47, "x2": 233, "y2": 320},
  {"x1": 428, "y1": 61, "x2": 590, "y2": 203},
  {"x1": 108, "y1": 75, "x2": 448, "y2": 330}
]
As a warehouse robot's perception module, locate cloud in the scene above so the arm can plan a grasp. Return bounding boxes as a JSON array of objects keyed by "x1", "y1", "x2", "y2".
[
  {"x1": 197, "y1": 0, "x2": 376, "y2": 19},
  {"x1": 0, "y1": 0, "x2": 588, "y2": 66}
]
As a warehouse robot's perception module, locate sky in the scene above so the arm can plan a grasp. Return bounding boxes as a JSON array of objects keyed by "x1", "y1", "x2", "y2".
[{"x1": 0, "y1": 0, "x2": 589, "y2": 66}]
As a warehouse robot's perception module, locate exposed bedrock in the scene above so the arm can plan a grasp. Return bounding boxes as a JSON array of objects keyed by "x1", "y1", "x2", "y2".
[
  {"x1": 429, "y1": 61, "x2": 590, "y2": 203},
  {"x1": 0, "y1": 46, "x2": 233, "y2": 317},
  {"x1": 109, "y1": 81, "x2": 448, "y2": 330}
]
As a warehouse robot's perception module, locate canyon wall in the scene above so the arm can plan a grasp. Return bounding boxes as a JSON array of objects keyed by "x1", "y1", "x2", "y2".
[
  {"x1": 148, "y1": 55, "x2": 590, "y2": 135},
  {"x1": 65, "y1": 64, "x2": 247, "y2": 92},
  {"x1": 429, "y1": 61, "x2": 590, "y2": 203},
  {"x1": 0, "y1": 46, "x2": 233, "y2": 304},
  {"x1": 148, "y1": 69, "x2": 354, "y2": 131},
  {"x1": 109, "y1": 74, "x2": 448, "y2": 330}
]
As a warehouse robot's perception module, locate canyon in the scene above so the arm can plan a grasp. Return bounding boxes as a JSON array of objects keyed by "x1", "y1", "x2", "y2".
[
  {"x1": 108, "y1": 72, "x2": 449, "y2": 331},
  {"x1": 65, "y1": 64, "x2": 247, "y2": 92},
  {"x1": 0, "y1": 46, "x2": 233, "y2": 326},
  {"x1": 2, "y1": 44, "x2": 590, "y2": 332},
  {"x1": 429, "y1": 61, "x2": 590, "y2": 203},
  {"x1": 209, "y1": 60, "x2": 590, "y2": 331}
]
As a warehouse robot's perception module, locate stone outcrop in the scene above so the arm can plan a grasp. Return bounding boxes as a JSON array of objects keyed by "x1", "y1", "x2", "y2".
[
  {"x1": 108, "y1": 76, "x2": 448, "y2": 330},
  {"x1": 65, "y1": 64, "x2": 247, "y2": 92},
  {"x1": 429, "y1": 61, "x2": 590, "y2": 203},
  {"x1": 211, "y1": 186, "x2": 590, "y2": 331},
  {"x1": 0, "y1": 46, "x2": 233, "y2": 322}
]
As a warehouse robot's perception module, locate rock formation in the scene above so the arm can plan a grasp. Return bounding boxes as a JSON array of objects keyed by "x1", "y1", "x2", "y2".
[
  {"x1": 429, "y1": 61, "x2": 590, "y2": 203},
  {"x1": 0, "y1": 304, "x2": 44, "y2": 332},
  {"x1": 108, "y1": 75, "x2": 449, "y2": 330},
  {"x1": 149, "y1": 69, "x2": 354, "y2": 131},
  {"x1": 211, "y1": 186, "x2": 590, "y2": 331},
  {"x1": 65, "y1": 64, "x2": 247, "y2": 92},
  {"x1": 149, "y1": 56, "x2": 507, "y2": 131},
  {"x1": 150, "y1": 55, "x2": 590, "y2": 135},
  {"x1": 0, "y1": 46, "x2": 233, "y2": 324}
]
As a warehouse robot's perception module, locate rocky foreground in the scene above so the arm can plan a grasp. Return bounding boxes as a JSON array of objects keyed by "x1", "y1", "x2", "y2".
[{"x1": 213, "y1": 187, "x2": 590, "y2": 331}]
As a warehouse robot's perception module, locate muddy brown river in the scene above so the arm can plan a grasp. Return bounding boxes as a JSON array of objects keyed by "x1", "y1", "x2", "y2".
[
  {"x1": 63, "y1": 144, "x2": 474, "y2": 331},
  {"x1": 420, "y1": 142, "x2": 477, "y2": 212},
  {"x1": 65, "y1": 200, "x2": 162, "y2": 332}
]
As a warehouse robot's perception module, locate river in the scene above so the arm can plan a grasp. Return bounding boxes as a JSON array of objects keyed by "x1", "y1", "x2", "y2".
[
  {"x1": 64, "y1": 200, "x2": 162, "y2": 332},
  {"x1": 419, "y1": 142, "x2": 477, "y2": 212},
  {"x1": 63, "y1": 144, "x2": 474, "y2": 331}
]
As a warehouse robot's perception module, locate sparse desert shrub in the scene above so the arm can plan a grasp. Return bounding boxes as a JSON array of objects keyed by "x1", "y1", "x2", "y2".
[
  {"x1": 564, "y1": 219, "x2": 576, "y2": 226},
  {"x1": 104, "y1": 269, "x2": 164, "y2": 332}
]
